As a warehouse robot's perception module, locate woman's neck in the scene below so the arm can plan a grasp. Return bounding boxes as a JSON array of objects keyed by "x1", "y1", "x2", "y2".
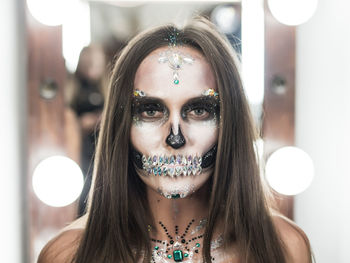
[
  {"x1": 145, "y1": 183, "x2": 229, "y2": 262},
  {"x1": 147, "y1": 183, "x2": 210, "y2": 241}
]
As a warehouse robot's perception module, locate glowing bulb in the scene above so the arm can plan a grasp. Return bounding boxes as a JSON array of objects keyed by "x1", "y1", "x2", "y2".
[
  {"x1": 267, "y1": 0, "x2": 318, "y2": 26},
  {"x1": 62, "y1": 0, "x2": 91, "y2": 73},
  {"x1": 32, "y1": 156, "x2": 84, "y2": 207},
  {"x1": 26, "y1": 0, "x2": 70, "y2": 26},
  {"x1": 241, "y1": 0, "x2": 265, "y2": 106},
  {"x1": 211, "y1": 6, "x2": 239, "y2": 34},
  {"x1": 265, "y1": 146, "x2": 314, "y2": 195}
]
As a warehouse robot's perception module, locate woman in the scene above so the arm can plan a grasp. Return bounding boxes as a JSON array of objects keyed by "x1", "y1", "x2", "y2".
[{"x1": 38, "y1": 17, "x2": 313, "y2": 263}]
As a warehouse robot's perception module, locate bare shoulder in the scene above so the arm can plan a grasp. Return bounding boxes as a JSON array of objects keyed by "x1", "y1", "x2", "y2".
[
  {"x1": 37, "y1": 228, "x2": 84, "y2": 263},
  {"x1": 272, "y1": 214, "x2": 312, "y2": 263}
]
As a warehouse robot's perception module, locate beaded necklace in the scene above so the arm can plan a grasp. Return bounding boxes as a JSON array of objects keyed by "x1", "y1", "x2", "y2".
[{"x1": 149, "y1": 219, "x2": 223, "y2": 263}]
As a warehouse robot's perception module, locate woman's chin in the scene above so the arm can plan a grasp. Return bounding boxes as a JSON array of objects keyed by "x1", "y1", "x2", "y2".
[{"x1": 141, "y1": 171, "x2": 212, "y2": 199}]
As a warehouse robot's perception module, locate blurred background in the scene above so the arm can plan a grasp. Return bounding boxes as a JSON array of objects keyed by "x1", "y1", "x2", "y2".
[{"x1": 1, "y1": 0, "x2": 349, "y2": 262}]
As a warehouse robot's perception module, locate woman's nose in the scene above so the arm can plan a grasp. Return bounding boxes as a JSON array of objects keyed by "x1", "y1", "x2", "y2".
[{"x1": 166, "y1": 126, "x2": 186, "y2": 149}]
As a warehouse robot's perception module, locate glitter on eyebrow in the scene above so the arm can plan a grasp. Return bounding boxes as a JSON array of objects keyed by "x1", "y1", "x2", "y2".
[
  {"x1": 133, "y1": 89, "x2": 147, "y2": 97},
  {"x1": 202, "y1": 89, "x2": 219, "y2": 99}
]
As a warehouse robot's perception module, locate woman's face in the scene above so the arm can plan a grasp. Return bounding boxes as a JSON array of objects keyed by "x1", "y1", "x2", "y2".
[{"x1": 130, "y1": 46, "x2": 219, "y2": 199}]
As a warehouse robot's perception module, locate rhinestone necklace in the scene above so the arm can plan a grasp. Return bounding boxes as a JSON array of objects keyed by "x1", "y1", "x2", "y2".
[{"x1": 149, "y1": 219, "x2": 223, "y2": 263}]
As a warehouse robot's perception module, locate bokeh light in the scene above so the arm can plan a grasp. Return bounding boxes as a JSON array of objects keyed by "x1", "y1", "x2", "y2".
[
  {"x1": 26, "y1": 0, "x2": 68, "y2": 26},
  {"x1": 32, "y1": 155, "x2": 84, "y2": 207},
  {"x1": 268, "y1": 0, "x2": 318, "y2": 26},
  {"x1": 266, "y1": 146, "x2": 314, "y2": 195},
  {"x1": 211, "y1": 5, "x2": 240, "y2": 34}
]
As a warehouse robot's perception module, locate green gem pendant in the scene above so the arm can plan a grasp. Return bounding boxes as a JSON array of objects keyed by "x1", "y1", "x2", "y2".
[
  {"x1": 171, "y1": 193, "x2": 180, "y2": 199},
  {"x1": 174, "y1": 79, "x2": 179, "y2": 85},
  {"x1": 173, "y1": 250, "x2": 183, "y2": 262}
]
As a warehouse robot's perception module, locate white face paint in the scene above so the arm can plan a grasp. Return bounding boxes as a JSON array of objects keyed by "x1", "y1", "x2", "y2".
[{"x1": 131, "y1": 46, "x2": 219, "y2": 199}]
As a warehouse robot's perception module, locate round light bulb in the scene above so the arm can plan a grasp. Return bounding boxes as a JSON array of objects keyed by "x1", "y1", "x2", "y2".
[
  {"x1": 26, "y1": 0, "x2": 69, "y2": 26},
  {"x1": 268, "y1": 0, "x2": 318, "y2": 26},
  {"x1": 266, "y1": 146, "x2": 314, "y2": 195},
  {"x1": 32, "y1": 155, "x2": 84, "y2": 207},
  {"x1": 211, "y1": 5, "x2": 240, "y2": 34}
]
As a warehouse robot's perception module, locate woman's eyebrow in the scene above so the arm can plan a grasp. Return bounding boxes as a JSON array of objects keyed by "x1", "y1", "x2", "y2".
[
  {"x1": 183, "y1": 96, "x2": 219, "y2": 106},
  {"x1": 132, "y1": 95, "x2": 219, "y2": 107},
  {"x1": 132, "y1": 96, "x2": 165, "y2": 105}
]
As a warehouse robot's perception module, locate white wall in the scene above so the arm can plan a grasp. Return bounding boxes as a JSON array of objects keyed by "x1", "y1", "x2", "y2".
[
  {"x1": 295, "y1": 0, "x2": 350, "y2": 262},
  {"x1": 0, "y1": 0, "x2": 26, "y2": 262}
]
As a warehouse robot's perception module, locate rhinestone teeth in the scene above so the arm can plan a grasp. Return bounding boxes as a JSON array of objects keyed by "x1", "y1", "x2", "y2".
[
  {"x1": 182, "y1": 156, "x2": 187, "y2": 165},
  {"x1": 175, "y1": 166, "x2": 182, "y2": 176},
  {"x1": 176, "y1": 154, "x2": 182, "y2": 165},
  {"x1": 140, "y1": 154, "x2": 203, "y2": 177},
  {"x1": 193, "y1": 156, "x2": 198, "y2": 166},
  {"x1": 188, "y1": 165, "x2": 193, "y2": 175},
  {"x1": 152, "y1": 155, "x2": 158, "y2": 166},
  {"x1": 170, "y1": 155, "x2": 175, "y2": 165},
  {"x1": 168, "y1": 167, "x2": 175, "y2": 177},
  {"x1": 187, "y1": 155, "x2": 192, "y2": 165},
  {"x1": 163, "y1": 167, "x2": 168, "y2": 176},
  {"x1": 142, "y1": 155, "x2": 147, "y2": 165},
  {"x1": 158, "y1": 155, "x2": 164, "y2": 165},
  {"x1": 153, "y1": 167, "x2": 158, "y2": 176},
  {"x1": 182, "y1": 166, "x2": 188, "y2": 176}
]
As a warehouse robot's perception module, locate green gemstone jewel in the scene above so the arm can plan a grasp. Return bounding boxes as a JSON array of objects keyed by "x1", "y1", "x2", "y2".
[
  {"x1": 173, "y1": 250, "x2": 183, "y2": 262},
  {"x1": 196, "y1": 243, "x2": 200, "y2": 247},
  {"x1": 171, "y1": 193, "x2": 180, "y2": 199},
  {"x1": 174, "y1": 79, "x2": 179, "y2": 85},
  {"x1": 184, "y1": 253, "x2": 189, "y2": 257},
  {"x1": 154, "y1": 246, "x2": 159, "y2": 250},
  {"x1": 167, "y1": 254, "x2": 172, "y2": 259}
]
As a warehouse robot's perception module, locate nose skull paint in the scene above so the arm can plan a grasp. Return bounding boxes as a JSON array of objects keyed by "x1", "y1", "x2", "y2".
[{"x1": 166, "y1": 126, "x2": 186, "y2": 149}]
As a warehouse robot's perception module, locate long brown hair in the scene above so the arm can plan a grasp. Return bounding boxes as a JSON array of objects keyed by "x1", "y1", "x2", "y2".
[{"x1": 74, "y1": 17, "x2": 305, "y2": 263}]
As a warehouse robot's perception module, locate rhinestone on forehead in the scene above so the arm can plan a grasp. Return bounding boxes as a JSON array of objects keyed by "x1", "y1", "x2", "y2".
[{"x1": 158, "y1": 50, "x2": 195, "y2": 85}]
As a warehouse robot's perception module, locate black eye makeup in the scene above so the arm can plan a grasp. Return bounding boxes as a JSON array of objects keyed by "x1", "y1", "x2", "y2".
[
  {"x1": 132, "y1": 97, "x2": 168, "y2": 123},
  {"x1": 132, "y1": 95, "x2": 220, "y2": 124},
  {"x1": 181, "y1": 97, "x2": 220, "y2": 122}
]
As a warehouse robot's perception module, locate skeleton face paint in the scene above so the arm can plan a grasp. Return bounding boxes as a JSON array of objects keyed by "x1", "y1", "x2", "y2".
[{"x1": 130, "y1": 46, "x2": 219, "y2": 199}]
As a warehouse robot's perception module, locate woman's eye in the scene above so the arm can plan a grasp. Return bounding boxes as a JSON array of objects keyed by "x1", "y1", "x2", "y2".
[
  {"x1": 137, "y1": 104, "x2": 165, "y2": 119},
  {"x1": 142, "y1": 110, "x2": 161, "y2": 118},
  {"x1": 188, "y1": 107, "x2": 210, "y2": 119},
  {"x1": 193, "y1": 108, "x2": 206, "y2": 115}
]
